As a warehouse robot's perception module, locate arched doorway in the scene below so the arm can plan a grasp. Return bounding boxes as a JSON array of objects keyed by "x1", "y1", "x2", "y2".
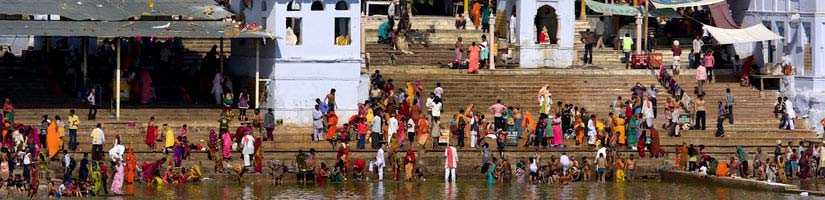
[{"x1": 535, "y1": 5, "x2": 558, "y2": 44}]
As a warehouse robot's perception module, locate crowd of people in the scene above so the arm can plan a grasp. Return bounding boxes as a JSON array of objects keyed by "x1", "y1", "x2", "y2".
[
  {"x1": 675, "y1": 140, "x2": 825, "y2": 184},
  {"x1": 0, "y1": 106, "x2": 217, "y2": 197}
]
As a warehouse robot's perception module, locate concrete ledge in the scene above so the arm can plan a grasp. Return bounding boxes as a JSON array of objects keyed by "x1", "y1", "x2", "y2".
[{"x1": 661, "y1": 170, "x2": 797, "y2": 192}]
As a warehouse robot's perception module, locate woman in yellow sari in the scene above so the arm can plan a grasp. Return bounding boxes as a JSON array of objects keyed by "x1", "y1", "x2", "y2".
[
  {"x1": 406, "y1": 82, "x2": 414, "y2": 107},
  {"x1": 616, "y1": 157, "x2": 626, "y2": 182},
  {"x1": 47, "y1": 118, "x2": 60, "y2": 158},
  {"x1": 574, "y1": 116, "x2": 584, "y2": 147},
  {"x1": 613, "y1": 115, "x2": 626, "y2": 145}
]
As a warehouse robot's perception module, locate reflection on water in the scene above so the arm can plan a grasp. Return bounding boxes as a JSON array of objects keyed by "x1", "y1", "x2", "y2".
[{"x1": 22, "y1": 179, "x2": 818, "y2": 199}]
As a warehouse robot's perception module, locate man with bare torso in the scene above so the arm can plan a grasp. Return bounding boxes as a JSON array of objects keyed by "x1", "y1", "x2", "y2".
[
  {"x1": 596, "y1": 154, "x2": 607, "y2": 182},
  {"x1": 325, "y1": 89, "x2": 337, "y2": 111},
  {"x1": 625, "y1": 155, "x2": 635, "y2": 181}
]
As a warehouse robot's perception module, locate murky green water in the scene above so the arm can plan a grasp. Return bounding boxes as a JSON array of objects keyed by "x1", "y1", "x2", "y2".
[{"x1": 29, "y1": 179, "x2": 818, "y2": 200}]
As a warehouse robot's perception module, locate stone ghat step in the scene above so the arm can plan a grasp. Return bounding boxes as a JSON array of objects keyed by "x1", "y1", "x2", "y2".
[
  {"x1": 679, "y1": 129, "x2": 817, "y2": 138},
  {"x1": 660, "y1": 137, "x2": 819, "y2": 146}
]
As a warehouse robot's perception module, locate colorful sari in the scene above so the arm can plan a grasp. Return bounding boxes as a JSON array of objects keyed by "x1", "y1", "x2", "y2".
[
  {"x1": 520, "y1": 112, "x2": 535, "y2": 147},
  {"x1": 254, "y1": 138, "x2": 263, "y2": 173},
  {"x1": 626, "y1": 118, "x2": 639, "y2": 148},
  {"x1": 222, "y1": 132, "x2": 232, "y2": 158},
  {"x1": 468, "y1": 45, "x2": 480, "y2": 73},
  {"x1": 146, "y1": 123, "x2": 156, "y2": 147},
  {"x1": 46, "y1": 121, "x2": 59, "y2": 157},
  {"x1": 111, "y1": 162, "x2": 124, "y2": 194},
  {"x1": 326, "y1": 113, "x2": 339, "y2": 140},
  {"x1": 125, "y1": 150, "x2": 136, "y2": 184},
  {"x1": 613, "y1": 117, "x2": 626, "y2": 145},
  {"x1": 552, "y1": 117, "x2": 562, "y2": 145},
  {"x1": 574, "y1": 117, "x2": 584, "y2": 145},
  {"x1": 417, "y1": 118, "x2": 430, "y2": 145}
]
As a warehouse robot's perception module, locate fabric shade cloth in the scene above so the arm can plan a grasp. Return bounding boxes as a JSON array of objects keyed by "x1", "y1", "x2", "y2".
[
  {"x1": 703, "y1": 24, "x2": 783, "y2": 45},
  {"x1": 708, "y1": 2, "x2": 739, "y2": 29},
  {"x1": 585, "y1": 0, "x2": 682, "y2": 18},
  {"x1": 650, "y1": 0, "x2": 724, "y2": 9}
]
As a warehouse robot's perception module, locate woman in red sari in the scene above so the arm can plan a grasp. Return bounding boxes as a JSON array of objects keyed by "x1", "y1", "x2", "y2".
[
  {"x1": 146, "y1": 117, "x2": 156, "y2": 149},
  {"x1": 254, "y1": 137, "x2": 263, "y2": 173}
]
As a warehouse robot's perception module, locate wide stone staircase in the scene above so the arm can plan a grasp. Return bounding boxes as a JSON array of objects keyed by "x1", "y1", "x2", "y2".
[
  {"x1": 364, "y1": 16, "x2": 487, "y2": 67},
  {"x1": 377, "y1": 67, "x2": 817, "y2": 158},
  {"x1": 572, "y1": 19, "x2": 694, "y2": 69}
]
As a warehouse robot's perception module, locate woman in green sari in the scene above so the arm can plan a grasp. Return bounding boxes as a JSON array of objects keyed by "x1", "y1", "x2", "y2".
[
  {"x1": 626, "y1": 114, "x2": 640, "y2": 150},
  {"x1": 90, "y1": 162, "x2": 102, "y2": 195},
  {"x1": 3, "y1": 98, "x2": 13, "y2": 123}
]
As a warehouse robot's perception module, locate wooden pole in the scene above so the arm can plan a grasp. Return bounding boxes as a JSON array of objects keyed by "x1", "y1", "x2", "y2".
[
  {"x1": 82, "y1": 37, "x2": 88, "y2": 88},
  {"x1": 115, "y1": 37, "x2": 121, "y2": 121},
  {"x1": 220, "y1": 38, "x2": 225, "y2": 73},
  {"x1": 255, "y1": 39, "x2": 260, "y2": 109},
  {"x1": 643, "y1": 1, "x2": 649, "y2": 53},
  {"x1": 489, "y1": 15, "x2": 495, "y2": 70}
]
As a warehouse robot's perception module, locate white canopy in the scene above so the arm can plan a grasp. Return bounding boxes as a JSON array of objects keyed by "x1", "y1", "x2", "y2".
[
  {"x1": 703, "y1": 24, "x2": 784, "y2": 44},
  {"x1": 650, "y1": 0, "x2": 724, "y2": 9}
]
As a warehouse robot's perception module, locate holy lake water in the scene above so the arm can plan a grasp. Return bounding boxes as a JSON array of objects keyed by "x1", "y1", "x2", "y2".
[{"x1": 20, "y1": 179, "x2": 820, "y2": 199}]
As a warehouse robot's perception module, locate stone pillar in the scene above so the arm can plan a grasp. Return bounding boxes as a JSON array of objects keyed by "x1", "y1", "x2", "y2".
[
  {"x1": 635, "y1": 14, "x2": 642, "y2": 55},
  {"x1": 813, "y1": 15, "x2": 825, "y2": 77}
]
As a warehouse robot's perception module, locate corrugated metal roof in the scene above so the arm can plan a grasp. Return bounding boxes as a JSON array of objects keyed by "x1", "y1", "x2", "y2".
[
  {"x1": 0, "y1": 0, "x2": 232, "y2": 21},
  {"x1": 0, "y1": 20, "x2": 273, "y2": 38}
]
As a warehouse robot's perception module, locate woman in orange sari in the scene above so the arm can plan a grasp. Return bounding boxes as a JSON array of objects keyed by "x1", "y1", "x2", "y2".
[
  {"x1": 520, "y1": 111, "x2": 535, "y2": 147},
  {"x1": 326, "y1": 110, "x2": 339, "y2": 141},
  {"x1": 471, "y1": 1, "x2": 481, "y2": 29},
  {"x1": 468, "y1": 42, "x2": 480, "y2": 73},
  {"x1": 574, "y1": 115, "x2": 584, "y2": 147},
  {"x1": 417, "y1": 116, "x2": 430, "y2": 147},
  {"x1": 125, "y1": 148, "x2": 136, "y2": 184},
  {"x1": 46, "y1": 119, "x2": 60, "y2": 158},
  {"x1": 464, "y1": 104, "x2": 474, "y2": 142}
]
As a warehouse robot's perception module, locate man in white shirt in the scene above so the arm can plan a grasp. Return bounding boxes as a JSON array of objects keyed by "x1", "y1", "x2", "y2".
[
  {"x1": 388, "y1": 113, "x2": 399, "y2": 145},
  {"x1": 90, "y1": 123, "x2": 105, "y2": 161},
  {"x1": 434, "y1": 82, "x2": 443, "y2": 99},
  {"x1": 560, "y1": 152, "x2": 571, "y2": 173},
  {"x1": 313, "y1": 105, "x2": 324, "y2": 142},
  {"x1": 509, "y1": 13, "x2": 517, "y2": 43},
  {"x1": 373, "y1": 143, "x2": 385, "y2": 180},
  {"x1": 784, "y1": 97, "x2": 795, "y2": 130},
  {"x1": 594, "y1": 17, "x2": 606, "y2": 49},
  {"x1": 109, "y1": 141, "x2": 125, "y2": 162},
  {"x1": 642, "y1": 96, "x2": 655, "y2": 128},
  {"x1": 587, "y1": 115, "x2": 597, "y2": 148},
  {"x1": 242, "y1": 132, "x2": 255, "y2": 168},
  {"x1": 692, "y1": 36, "x2": 703, "y2": 58},
  {"x1": 444, "y1": 145, "x2": 458, "y2": 183},
  {"x1": 371, "y1": 111, "x2": 383, "y2": 149}
]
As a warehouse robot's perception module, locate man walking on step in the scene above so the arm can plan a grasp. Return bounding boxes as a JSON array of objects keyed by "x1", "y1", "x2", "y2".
[
  {"x1": 68, "y1": 109, "x2": 80, "y2": 151},
  {"x1": 489, "y1": 99, "x2": 507, "y2": 131},
  {"x1": 90, "y1": 123, "x2": 105, "y2": 161},
  {"x1": 784, "y1": 97, "x2": 796, "y2": 130},
  {"x1": 725, "y1": 88, "x2": 734, "y2": 124},
  {"x1": 581, "y1": 29, "x2": 594, "y2": 65},
  {"x1": 622, "y1": 34, "x2": 633, "y2": 69}
]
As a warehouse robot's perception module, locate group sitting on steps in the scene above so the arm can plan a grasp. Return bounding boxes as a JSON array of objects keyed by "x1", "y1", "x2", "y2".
[{"x1": 675, "y1": 140, "x2": 825, "y2": 184}]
